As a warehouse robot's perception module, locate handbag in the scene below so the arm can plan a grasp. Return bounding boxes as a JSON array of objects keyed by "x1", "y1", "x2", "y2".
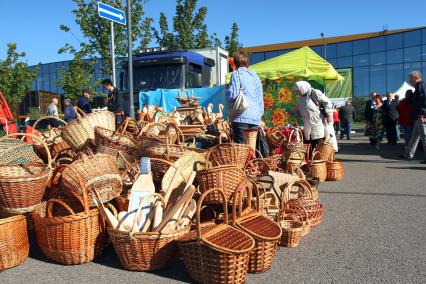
[
  {"x1": 227, "y1": 72, "x2": 249, "y2": 118},
  {"x1": 256, "y1": 128, "x2": 270, "y2": 158}
]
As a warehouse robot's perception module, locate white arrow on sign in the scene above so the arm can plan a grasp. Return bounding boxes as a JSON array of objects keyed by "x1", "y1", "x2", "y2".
[{"x1": 99, "y1": 6, "x2": 124, "y2": 20}]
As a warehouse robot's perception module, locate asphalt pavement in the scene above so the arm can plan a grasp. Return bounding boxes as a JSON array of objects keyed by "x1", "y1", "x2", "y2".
[{"x1": 1, "y1": 133, "x2": 425, "y2": 283}]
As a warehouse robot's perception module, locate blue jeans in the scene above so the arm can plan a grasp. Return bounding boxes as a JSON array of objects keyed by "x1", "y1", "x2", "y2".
[
  {"x1": 402, "y1": 125, "x2": 413, "y2": 146},
  {"x1": 340, "y1": 120, "x2": 352, "y2": 140},
  {"x1": 231, "y1": 122, "x2": 258, "y2": 144}
]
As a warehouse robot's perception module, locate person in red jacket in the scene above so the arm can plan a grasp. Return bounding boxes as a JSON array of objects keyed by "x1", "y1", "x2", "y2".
[
  {"x1": 396, "y1": 90, "x2": 414, "y2": 146},
  {"x1": 333, "y1": 105, "x2": 340, "y2": 135}
]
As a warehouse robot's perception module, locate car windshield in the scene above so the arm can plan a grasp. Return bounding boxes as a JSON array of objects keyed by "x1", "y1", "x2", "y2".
[{"x1": 133, "y1": 64, "x2": 184, "y2": 91}]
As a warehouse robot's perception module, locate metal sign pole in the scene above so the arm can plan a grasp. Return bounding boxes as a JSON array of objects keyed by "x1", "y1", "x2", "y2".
[
  {"x1": 111, "y1": 21, "x2": 116, "y2": 86},
  {"x1": 127, "y1": 0, "x2": 134, "y2": 118}
]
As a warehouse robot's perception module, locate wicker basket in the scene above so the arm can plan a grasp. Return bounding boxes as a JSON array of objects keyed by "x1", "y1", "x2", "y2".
[
  {"x1": 285, "y1": 151, "x2": 306, "y2": 173},
  {"x1": 206, "y1": 143, "x2": 239, "y2": 167},
  {"x1": 138, "y1": 122, "x2": 182, "y2": 145},
  {"x1": 316, "y1": 136, "x2": 334, "y2": 162},
  {"x1": 265, "y1": 128, "x2": 286, "y2": 148},
  {"x1": 60, "y1": 153, "x2": 122, "y2": 207},
  {"x1": 197, "y1": 164, "x2": 247, "y2": 204},
  {"x1": 177, "y1": 188, "x2": 255, "y2": 284},
  {"x1": 326, "y1": 152, "x2": 344, "y2": 181},
  {"x1": 285, "y1": 198, "x2": 324, "y2": 227},
  {"x1": 0, "y1": 133, "x2": 52, "y2": 214},
  {"x1": 107, "y1": 195, "x2": 190, "y2": 271},
  {"x1": 307, "y1": 151, "x2": 327, "y2": 182},
  {"x1": 232, "y1": 182, "x2": 281, "y2": 273},
  {"x1": 32, "y1": 116, "x2": 69, "y2": 161},
  {"x1": 32, "y1": 165, "x2": 107, "y2": 265},
  {"x1": 243, "y1": 128, "x2": 258, "y2": 150},
  {"x1": 244, "y1": 158, "x2": 271, "y2": 180},
  {"x1": 61, "y1": 108, "x2": 115, "y2": 150},
  {"x1": 284, "y1": 128, "x2": 307, "y2": 160},
  {"x1": 274, "y1": 208, "x2": 303, "y2": 248},
  {"x1": 0, "y1": 139, "x2": 41, "y2": 165},
  {"x1": 0, "y1": 215, "x2": 29, "y2": 270},
  {"x1": 94, "y1": 125, "x2": 140, "y2": 169}
]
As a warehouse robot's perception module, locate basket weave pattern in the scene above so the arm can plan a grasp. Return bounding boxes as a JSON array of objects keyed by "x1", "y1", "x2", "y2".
[{"x1": 0, "y1": 215, "x2": 29, "y2": 270}]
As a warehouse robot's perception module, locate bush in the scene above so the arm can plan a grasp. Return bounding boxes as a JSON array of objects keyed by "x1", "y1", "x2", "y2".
[
  {"x1": 27, "y1": 107, "x2": 41, "y2": 120},
  {"x1": 352, "y1": 96, "x2": 366, "y2": 122}
]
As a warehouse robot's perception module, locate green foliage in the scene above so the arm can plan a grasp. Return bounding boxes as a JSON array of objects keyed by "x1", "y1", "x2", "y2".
[
  {"x1": 60, "y1": 0, "x2": 153, "y2": 73},
  {"x1": 225, "y1": 23, "x2": 242, "y2": 57},
  {"x1": 154, "y1": 0, "x2": 221, "y2": 50},
  {"x1": 352, "y1": 96, "x2": 366, "y2": 122},
  {"x1": 27, "y1": 106, "x2": 41, "y2": 120},
  {"x1": 56, "y1": 53, "x2": 100, "y2": 100},
  {"x1": 0, "y1": 43, "x2": 37, "y2": 106}
]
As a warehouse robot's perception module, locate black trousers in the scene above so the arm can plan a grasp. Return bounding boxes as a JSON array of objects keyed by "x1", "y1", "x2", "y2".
[{"x1": 384, "y1": 118, "x2": 397, "y2": 144}]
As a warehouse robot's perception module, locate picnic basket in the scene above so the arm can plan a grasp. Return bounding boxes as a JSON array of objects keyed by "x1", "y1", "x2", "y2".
[
  {"x1": 60, "y1": 152, "x2": 122, "y2": 207},
  {"x1": 32, "y1": 165, "x2": 107, "y2": 265},
  {"x1": 177, "y1": 188, "x2": 255, "y2": 284},
  {"x1": 107, "y1": 194, "x2": 190, "y2": 271},
  {"x1": 0, "y1": 133, "x2": 52, "y2": 214},
  {"x1": 232, "y1": 182, "x2": 281, "y2": 273},
  {"x1": 0, "y1": 215, "x2": 29, "y2": 270}
]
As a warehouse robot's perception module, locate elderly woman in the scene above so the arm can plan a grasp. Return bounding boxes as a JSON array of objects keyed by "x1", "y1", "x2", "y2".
[
  {"x1": 226, "y1": 51, "x2": 264, "y2": 143},
  {"x1": 294, "y1": 81, "x2": 333, "y2": 151}
]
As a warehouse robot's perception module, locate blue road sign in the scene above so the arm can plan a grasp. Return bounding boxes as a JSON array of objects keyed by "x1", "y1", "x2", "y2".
[{"x1": 97, "y1": 2, "x2": 126, "y2": 25}]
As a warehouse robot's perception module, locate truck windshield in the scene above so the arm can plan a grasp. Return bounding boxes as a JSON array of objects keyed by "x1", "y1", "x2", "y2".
[{"x1": 133, "y1": 64, "x2": 184, "y2": 91}]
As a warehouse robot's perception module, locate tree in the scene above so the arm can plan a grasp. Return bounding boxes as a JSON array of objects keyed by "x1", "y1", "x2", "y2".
[
  {"x1": 56, "y1": 52, "x2": 100, "y2": 100},
  {"x1": 154, "y1": 0, "x2": 220, "y2": 50},
  {"x1": 224, "y1": 23, "x2": 242, "y2": 57},
  {"x1": 60, "y1": 0, "x2": 153, "y2": 74},
  {"x1": 0, "y1": 43, "x2": 37, "y2": 106}
]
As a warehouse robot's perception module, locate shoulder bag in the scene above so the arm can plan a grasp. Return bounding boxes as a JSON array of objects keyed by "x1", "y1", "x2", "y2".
[{"x1": 227, "y1": 72, "x2": 249, "y2": 118}]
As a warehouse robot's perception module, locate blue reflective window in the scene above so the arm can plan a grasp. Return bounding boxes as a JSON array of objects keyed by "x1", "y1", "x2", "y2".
[
  {"x1": 265, "y1": 51, "x2": 278, "y2": 60},
  {"x1": 326, "y1": 44, "x2": 337, "y2": 59},
  {"x1": 353, "y1": 54, "x2": 369, "y2": 66},
  {"x1": 404, "y1": 62, "x2": 421, "y2": 79},
  {"x1": 386, "y1": 33, "x2": 403, "y2": 50},
  {"x1": 422, "y1": 28, "x2": 426, "y2": 44},
  {"x1": 310, "y1": 46, "x2": 323, "y2": 57},
  {"x1": 422, "y1": 45, "x2": 426, "y2": 62},
  {"x1": 353, "y1": 67, "x2": 369, "y2": 97},
  {"x1": 353, "y1": 39, "x2": 369, "y2": 55},
  {"x1": 423, "y1": 62, "x2": 426, "y2": 80},
  {"x1": 327, "y1": 58, "x2": 337, "y2": 67},
  {"x1": 337, "y1": 42, "x2": 352, "y2": 57},
  {"x1": 386, "y1": 64, "x2": 403, "y2": 93},
  {"x1": 249, "y1": 52, "x2": 265, "y2": 65},
  {"x1": 370, "y1": 52, "x2": 386, "y2": 65},
  {"x1": 370, "y1": 37, "x2": 386, "y2": 53},
  {"x1": 370, "y1": 65, "x2": 386, "y2": 95},
  {"x1": 42, "y1": 64, "x2": 50, "y2": 91},
  {"x1": 404, "y1": 30, "x2": 421, "y2": 47},
  {"x1": 336, "y1": 56, "x2": 352, "y2": 68},
  {"x1": 386, "y1": 49, "x2": 403, "y2": 64},
  {"x1": 49, "y1": 65, "x2": 57, "y2": 93},
  {"x1": 404, "y1": 46, "x2": 421, "y2": 62},
  {"x1": 277, "y1": 49, "x2": 295, "y2": 56}
]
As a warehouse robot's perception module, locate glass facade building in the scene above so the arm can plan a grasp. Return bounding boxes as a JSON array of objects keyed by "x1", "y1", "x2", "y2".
[{"x1": 246, "y1": 27, "x2": 426, "y2": 98}]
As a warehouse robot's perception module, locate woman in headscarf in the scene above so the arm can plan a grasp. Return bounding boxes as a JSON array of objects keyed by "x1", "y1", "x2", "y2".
[{"x1": 294, "y1": 81, "x2": 333, "y2": 151}]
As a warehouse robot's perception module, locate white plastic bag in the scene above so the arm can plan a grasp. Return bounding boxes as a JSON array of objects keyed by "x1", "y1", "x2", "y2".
[{"x1": 324, "y1": 122, "x2": 338, "y2": 152}]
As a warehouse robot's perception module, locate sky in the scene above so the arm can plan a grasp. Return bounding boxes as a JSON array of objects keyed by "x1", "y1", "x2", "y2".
[{"x1": 0, "y1": 0, "x2": 425, "y2": 66}]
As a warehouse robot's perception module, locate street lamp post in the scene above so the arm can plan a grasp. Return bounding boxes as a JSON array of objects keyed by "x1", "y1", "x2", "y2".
[{"x1": 320, "y1": 32, "x2": 327, "y2": 95}]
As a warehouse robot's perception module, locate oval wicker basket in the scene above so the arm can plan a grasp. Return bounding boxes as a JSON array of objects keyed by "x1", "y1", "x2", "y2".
[
  {"x1": 307, "y1": 151, "x2": 327, "y2": 182},
  {"x1": 61, "y1": 108, "x2": 115, "y2": 150},
  {"x1": 60, "y1": 153, "x2": 122, "y2": 207},
  {"x1": 316, "y1": 136, "x2": 334, "y2": 162},
  {"x1": 326, "y1": 152, "x2": 344, "y2": 181},
  {"x1": 0, "y1": 133, "x2": 52, "y2": 214},
  {"x1": 32, "y1": 165, "x2": 107, "y2": 265},
  {"x1": 0, "y1": 215, "x2": 29, "y2": 270},
  {"x1": 0, "y1": 139, "x2": 41, "y2": 165},
  {"x1": 177, "y1": 188, "x2": 255, "y2": 284}
]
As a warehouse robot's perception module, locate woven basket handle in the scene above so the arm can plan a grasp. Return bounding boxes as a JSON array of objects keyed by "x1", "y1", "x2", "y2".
[
  {"x1": 32, "y1": 116, "x2": 67, "y2": 130},
  {"x1": 283, "y1": 200, "x2": 310, "y2": 226},
  {"x1": 64, "y1": 164, "x2": 91, "y2": 214},
  {"x1": 196, "y1": 188, "x2": 228, "y2": 240},
  {"x1": 281, "y1": 179, "x2": 313, "y2": 205},
  {"x1": 47, "y1": 198, "x2": 76, "y2": 218},
  {"x1": 310, "y1": 150, "x2": 323, "y2": 164},
  {"x1": 287, "y1": 151, "x2": 304, "y2": 164},
  {"x1": 74, "y1": 106, "x2": 87, "y2": 118},
  {"x1": 0, "y1": 132, "x2": 52, "y2": 169},
  {"x1": 205, "y1": 143, "x2": 238, "y2": 168},
  {"x1": 231, "y1": 180, "x2": 257, "y2": 224}
]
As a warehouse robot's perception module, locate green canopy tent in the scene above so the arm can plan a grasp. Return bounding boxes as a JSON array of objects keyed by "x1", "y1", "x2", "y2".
[{"x1": 227, "y1": 46, "x2": 343, "y2": 127}]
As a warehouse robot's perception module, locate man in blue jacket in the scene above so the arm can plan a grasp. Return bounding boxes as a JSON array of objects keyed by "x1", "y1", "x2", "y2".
[{"x1": 77, "y1": 89, "x2": 92, "y2": 114}]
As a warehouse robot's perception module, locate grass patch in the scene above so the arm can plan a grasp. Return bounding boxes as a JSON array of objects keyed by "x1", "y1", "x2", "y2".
[{"x1": 352, "y1": 121, "x2": 365, "y2": 129}]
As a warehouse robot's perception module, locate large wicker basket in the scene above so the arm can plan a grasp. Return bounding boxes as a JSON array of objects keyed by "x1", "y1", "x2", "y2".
[
  {"x1": 177, "y1": 189, "x2": 255, "y2": 284},
  {"x1": 0, "y1": 138, "x2": 41, "y2": 165},
  {"x1": 232, "y1": 182, "x2": 281, "y2": 273},
  {"x1": 0, "y1": 215, "x2": 29, "y2": 270},
  {"x1": 316, "y1": 136, "x2": 334, "y2": 162},
  {"x1": 197, "y1": 164, "x2": 247, "y2": 204},
  {"x1": 32, "y1": 165, "x2": 107, "y2": 265},
  {"x1": 60, "y1": 153, "x2": 122, "y2": 207},
  {"x1": 61, "y1": 108, "x2": 115, "y2": 150},
  {"x1": 0, "y1": 133, "x2": 52, "y2": 214}
]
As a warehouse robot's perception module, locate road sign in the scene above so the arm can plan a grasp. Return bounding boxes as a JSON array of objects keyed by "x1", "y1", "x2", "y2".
[{"x1": 97, "y1": 2, "x2": 126, "y2": 25}]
